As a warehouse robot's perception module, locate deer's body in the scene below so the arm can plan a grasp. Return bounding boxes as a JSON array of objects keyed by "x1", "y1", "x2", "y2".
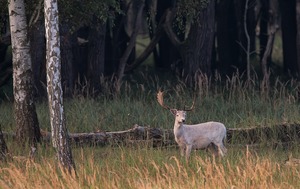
[
  {"x1": 157, "y1": 91, "x2": 227, "y2": 160},
  {"x1": 172, "y1": 110, "x2": 227, "y2": 159}
]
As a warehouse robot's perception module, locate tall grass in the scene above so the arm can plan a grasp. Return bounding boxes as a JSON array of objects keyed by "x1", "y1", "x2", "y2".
[
  {"x1": 1, "y1": 72, "x2": 300, "y2": 188},
  {"x1": 0, "y1": 146, "x2": 299, "y2": 189},
  {"x1": 2, "y1": 71, "x2": 299, "y2": 133}
]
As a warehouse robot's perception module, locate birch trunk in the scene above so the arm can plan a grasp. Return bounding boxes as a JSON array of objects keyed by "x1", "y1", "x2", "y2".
[
  {"x1": 44, "y1": 0, "x2": 75, "y2": 172},
  {"x1": 8, "y1": 0, "x2": 41, "y2": 146}
]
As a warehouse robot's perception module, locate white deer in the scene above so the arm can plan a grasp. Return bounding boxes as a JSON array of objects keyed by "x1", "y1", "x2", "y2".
[{"x1": 157, "y1": 91, "x2": 227, "y2": 160}]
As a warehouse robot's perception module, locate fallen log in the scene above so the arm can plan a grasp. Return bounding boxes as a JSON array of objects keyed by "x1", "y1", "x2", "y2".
[
  {"x1": 226, "y1": 123, "x2": 300, "y2": 145},
  {"x1": 38, "y1": 124, "x2": 174, "y2": 147},
  {"x1": 3, "y1": 123, "x2": 300, "y2": 147}
]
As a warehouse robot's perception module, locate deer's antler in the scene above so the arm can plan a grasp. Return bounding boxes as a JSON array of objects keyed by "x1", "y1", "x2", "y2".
[
  {"x1": 184, "y1": 95, "x2": 195, "y2": 111},
  {"x1": 157, "y1": 90, "x2": 171, "y2": 110}
]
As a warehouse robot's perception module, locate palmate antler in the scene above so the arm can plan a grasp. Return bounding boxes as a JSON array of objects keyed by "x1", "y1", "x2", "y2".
[
  {"x1": 157, "y1": 90, "x2": 195, "y2": 111},
  {"x1": 184, "y1": 95, "x2": 195, "y2": 111},
  {"x1": 157, "y1": 90, "x2": 171, "y2": 110}
]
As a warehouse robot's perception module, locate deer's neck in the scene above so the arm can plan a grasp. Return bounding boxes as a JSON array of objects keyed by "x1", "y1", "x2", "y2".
[{"x1": 174, "y1": 121, "x2": 183, "y2": 131}]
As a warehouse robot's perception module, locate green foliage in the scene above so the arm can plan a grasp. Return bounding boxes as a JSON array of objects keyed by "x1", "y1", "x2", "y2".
[
  {"x1": 59, "y1": 0, "x2": 121, "y2": 32},
  {"x1": 4, "y1": 0, "x2": 121, "y2": 33},
  {"x1": 175, "y1": 0, "x2": 210, "y2": 32}
]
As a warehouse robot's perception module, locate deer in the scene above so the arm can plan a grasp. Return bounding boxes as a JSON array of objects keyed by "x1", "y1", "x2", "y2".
[{"x1": 157, "y1": 91, "x2": 227, "y2": 160}]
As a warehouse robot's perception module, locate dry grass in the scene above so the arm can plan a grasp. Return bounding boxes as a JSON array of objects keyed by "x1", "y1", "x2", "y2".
[
  {"x1": 1, "y1": 72, "x2": 300, "y2": 188},
  {"x1": 0, "y1": 146, "x2": 299, "y2": 189}
]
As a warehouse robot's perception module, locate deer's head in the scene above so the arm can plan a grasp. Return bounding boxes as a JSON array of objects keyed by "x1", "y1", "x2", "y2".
[{"x1": 157, "y1": 90, "x2": 195, "y2": 123}]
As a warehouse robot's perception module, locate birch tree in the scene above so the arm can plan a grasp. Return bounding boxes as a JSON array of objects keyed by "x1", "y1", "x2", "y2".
[
  {"x1": 44, "y1": 0, "x2": 75, "y2": 172},
  {"x1": 8, "y1": 0, "x2": 41, "y2": 147}
]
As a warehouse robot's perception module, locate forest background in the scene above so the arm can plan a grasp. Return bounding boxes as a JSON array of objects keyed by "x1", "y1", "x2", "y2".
[{"x1": 1, "y1": 0, "x2": 300, "y2": 188}]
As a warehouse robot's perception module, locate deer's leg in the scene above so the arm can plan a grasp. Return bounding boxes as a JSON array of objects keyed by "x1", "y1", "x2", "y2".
[
  {"x1": 208, "y1": 143, "x2": 218, "y2": 156},
  {"x1": 216, "y1": 145, "x2": 225, "y2": 157},
  {"x1": 179, "y1": 145, "x2": 185, "y2": 157},
  {"x1": 213, "y1": 142, "x2": 225, "y2": 157},
  {"x1": 220, "y1": 143, "x2": 227, "y2": 155},
  {"x1": 185, "y1": 144, "x2": 192, "y2": 161}
]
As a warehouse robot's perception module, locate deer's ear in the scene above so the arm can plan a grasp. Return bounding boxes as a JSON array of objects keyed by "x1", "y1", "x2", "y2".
[{"x1": 170, "y1": 109, "x2": 177, "y2": 116}]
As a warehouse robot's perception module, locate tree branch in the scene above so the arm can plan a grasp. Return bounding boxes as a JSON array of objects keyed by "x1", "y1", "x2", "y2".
[
  {"x1": 163, "y1": 8, "x2": 184, "y2": 48},
  {"x1": 116, "y1": 0, "x2": 145, "y2": 92},
  {"x1": 125, "y1": 9, "x2": 167, "y2": 72}
]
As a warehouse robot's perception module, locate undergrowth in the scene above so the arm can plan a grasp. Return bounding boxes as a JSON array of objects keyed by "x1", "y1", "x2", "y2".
[
  {"x1": 1, "y1": 72, "x2": 300, "y2": 132},
  {"x1": 0, "y1": 145, "x2": 299, "y2": 189},
  {"x1": 1, "y1": 72, "x2": 300, "y2": 188}
]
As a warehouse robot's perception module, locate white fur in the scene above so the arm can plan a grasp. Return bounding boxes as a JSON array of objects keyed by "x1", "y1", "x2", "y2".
[{"x1": 171, "y1": 109, "x2": 227, "y2": 160}]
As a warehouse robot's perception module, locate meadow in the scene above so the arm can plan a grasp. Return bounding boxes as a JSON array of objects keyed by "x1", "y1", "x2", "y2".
[{"x1": 1, "y1": 72, "x2": 300, "y2": 188}]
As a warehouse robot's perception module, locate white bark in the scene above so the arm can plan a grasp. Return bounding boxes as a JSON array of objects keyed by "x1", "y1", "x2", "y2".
[
  {"x1": 44, "y1": 0, "x2": 75, "y2": 172},
  {"x1": 44, "y1": 0, "x2": 62, "y2": 149},
  {"x1": 8, "y1": 0, "x2": 41, "y2": 145},
  {"x1": 8, "y1": 0, "x2": 32, "y2": 104}
]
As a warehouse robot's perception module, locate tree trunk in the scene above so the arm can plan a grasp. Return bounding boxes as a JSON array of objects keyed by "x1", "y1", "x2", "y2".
[
  {"x1": 155, "y1": 0, "x2": 179, "y2": 70},
  {"x1": 259, "y1": 0, "x2": 270, "y2": 62},
  {"x1": 163, "y1": 1, "x2": 215, "y2": 84},
  {"x1": 44, "y1": 0, "x2": 75, "y2": 173},
  {"x1": 0, "y1": 39, "x2": 12, "y2": 88},
  {"x1": 60, "y1": 23, "x2": 74, "y2": 97},
  {"x1": 279, "y1": 0, "x2": 298, "y2": 76},
  {"x1": 296, "y1": 0, "x2": 300, "y2": 74},
  {"x1": 87, "y1": 20, "x2": 106, "y2": 95},
  {"x1": 116, "y1": 0, "x2": 144, "y2": 92},
  {"x1": 8, "y1": 0, "x2": 41, "y2": 147},
  {"x1": 105, "y1": 1, "x2": 130, "y2": 76},
  {"x1": 216, "y1": 0, "x2": 239, "y2": 75},
  {"x1": 29, "y1": 17, "x2": 46, "y2": 97},
  {"x1": 233, "y1": 0, "x2": 256, "y2": 73},
  {"x1": 182, "y1": 0, "x2": 215, "y2": 79}
]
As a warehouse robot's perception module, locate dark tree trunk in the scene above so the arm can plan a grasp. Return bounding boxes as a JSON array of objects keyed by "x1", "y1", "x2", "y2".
[
  {"x1": 233, "y1": 0, "x2": 256, "y2": 73},
  {"x1": 296, "y1": 0, "x2": 300, "y2": 75},
  {"x1": 105, "y1": 0, "x2": 133, "y2": 76},
  {"x1": 60, "y1": 24, "x2": 74, "y2": 97},
  {"x1": 279, "y1": 0, "x2": 298, "y2": 75},
  {"x1": 181, "y1": 0, "x2": 215, "y2": 80},
  {"x1": 155, "y1": 0, "x2": 179, "y2": 70},
  {"x1": 72, "y1": 26, "x2": 89, "y2": 85},
  {"x1": 145, "y1": 0, "x2": 159, "y2": 66},
  {"x1": 259, "y1": 0, "x2": 270, "y2": 62},
  {"x1": 0, "y1": 39, "x2": 12, "y2": 88},
  {"x1": 29, "y1": 18, "x2": 46, "y2": 97},
  {"x1": 216, "y1": 0, "x2": 239, "y2": 75},
  {"x1": 116, "y1": 0, "x2": 144, "y2": 92},
  {"x1": 163, "y1": 1, "x2": 215, "y2": 83},
  {"x1": 87, "y1": 20, "x2": 106, "y2": 95},
  {"x1": 104, "y1": 22, "x2": 116, "y2": 75}
]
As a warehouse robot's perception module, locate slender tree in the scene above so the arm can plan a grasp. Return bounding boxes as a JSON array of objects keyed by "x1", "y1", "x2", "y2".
[
  {"x1": 8, "y1": 0, "x2": 41, "y2": 147},
  {"x1": 44, "y1": 0, "x2": 75, "y2": 172},
  {"x1": 279, "y1": 0, "x2": 298, "y2": 75},
  {"x1": 116, "y1": 0, "x2": 144, "y2": 92}
]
